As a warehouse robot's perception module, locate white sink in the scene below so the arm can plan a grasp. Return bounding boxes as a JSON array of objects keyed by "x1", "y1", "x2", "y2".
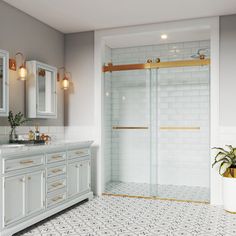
[{"x1": 0, "y1": 144, "x2": 25, "y2": 148}]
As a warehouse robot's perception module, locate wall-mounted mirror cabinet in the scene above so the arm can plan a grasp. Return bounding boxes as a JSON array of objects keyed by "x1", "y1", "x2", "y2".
[
  {"x1": 0, "y1": 49, "x2": 9, "y2": 117},
  {"x1": 26, "y1": 61, "x2": 57, "y2": 118}
]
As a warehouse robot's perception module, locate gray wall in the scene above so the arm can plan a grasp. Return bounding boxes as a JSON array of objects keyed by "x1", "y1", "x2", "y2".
[
  {"x1": 0, "y1": 1, "x2": 64, "y2": 126},
  {"x1": 220, "y1": 14, "x2": 236, "y2": 126},
  {"x1": 64, "y1": 31, "x2": 94, "y2": 126}
]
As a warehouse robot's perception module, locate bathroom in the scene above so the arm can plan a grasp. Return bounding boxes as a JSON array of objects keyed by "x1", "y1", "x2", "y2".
[{"x1": 1, "y1": 0, "x2": 236, "y2": 235}]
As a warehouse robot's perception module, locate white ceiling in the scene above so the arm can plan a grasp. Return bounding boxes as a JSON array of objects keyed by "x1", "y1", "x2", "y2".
[
  {"x1": 3, "y1": 0, "x2": 236, "y2": 33},
  {"x1": 105, "y1": 28, "x2": 210, "y2": 48}
]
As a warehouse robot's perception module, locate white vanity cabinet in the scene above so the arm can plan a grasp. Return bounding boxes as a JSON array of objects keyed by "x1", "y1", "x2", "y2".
[
  {"x1": 0, "y1": 141, "x2": 93, "y2": 236},
  {"x1": 68, "y1": 159, "x2": 90, "y2": 198},
  {"x1": 4, "y1": 170, "x2": 45, "y2": 226},
  {"x1": 26, "y1": 61, "x2": 57, "y2": 119},
  {"x1": 4, "y1": 174, "x2": 25, "y2": 225}
]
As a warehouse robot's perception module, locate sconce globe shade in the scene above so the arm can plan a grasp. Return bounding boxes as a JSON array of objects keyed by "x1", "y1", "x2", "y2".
[
  {"x1": 62, "y1": 76, "x2": 69, "y2": 90},
  {"x1": 18, "y1": 66, "x2": 27, "y2": 80}
]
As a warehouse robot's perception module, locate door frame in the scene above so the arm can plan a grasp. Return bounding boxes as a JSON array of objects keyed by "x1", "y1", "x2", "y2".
[{"x1": 94, "y1": 17, "x2": 220, "y2": 205}]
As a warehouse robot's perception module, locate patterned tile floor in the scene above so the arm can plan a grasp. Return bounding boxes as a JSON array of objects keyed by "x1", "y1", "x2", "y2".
[
  {"x1": 104, "y1": 181, "x2": 210, "y2": 202},
  {"x1": 15, "y1": 196, "x2": 236, "y2": 236}
]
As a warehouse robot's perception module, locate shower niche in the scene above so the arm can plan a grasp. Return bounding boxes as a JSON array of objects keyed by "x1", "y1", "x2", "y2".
[{"x1": 103, "y1": 41, "x2": 210, "y2": 203}]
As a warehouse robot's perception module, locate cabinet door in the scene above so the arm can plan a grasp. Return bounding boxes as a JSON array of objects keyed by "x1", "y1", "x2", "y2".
[
  {"x1": 36, "y1": 63, "x2": 57, "y2": 118},
  {"x1": 4, "y1": 175, "x2": 25, "y2": 225},
  {"x1": 79, "y1": 160, "x2": 90, "y2": 193},
  {"x1": 26, "y1": 170, "x2": 45, "y2": 215},
  {"x1": 67, "y1": 162, "x2": 79, "y2": 198}
]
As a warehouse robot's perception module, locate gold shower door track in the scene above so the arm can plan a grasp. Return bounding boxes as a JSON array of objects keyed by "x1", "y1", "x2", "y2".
[
  {"x1": 103, "y1": 58, "x2": 210, "y2": 72},
  {"x1": 102, "y1": 193, "x2": 209, "y2": 204}
]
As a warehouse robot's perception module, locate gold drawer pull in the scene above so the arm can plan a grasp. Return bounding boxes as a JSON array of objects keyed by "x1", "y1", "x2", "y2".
[
  {"x1": 75, "y1": 151, "x2": 86, "y2": 155},
  {"x1": 20, "y1": 160, "x2": 34, "y2": 164},
  {"x1": 52, "y1": 196, "x2": 63, "y2": 202},
  {"x1": 51, "y1": 155, "x2": 63, "y2": 160},
  {"x1": 51, "y1": 182, "x2": 63, "y2": 188},
  {"x1": 51, "y1": 168, "x2": 63, "y2": 173}
]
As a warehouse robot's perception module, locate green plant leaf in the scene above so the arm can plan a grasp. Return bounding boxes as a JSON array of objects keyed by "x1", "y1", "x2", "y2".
[
  {"x1": 219, "y1": 161, "x2": 231, "y2": 175},
  {"x1": 215, "y1": 152, "x2": 227, "y2": 162}
]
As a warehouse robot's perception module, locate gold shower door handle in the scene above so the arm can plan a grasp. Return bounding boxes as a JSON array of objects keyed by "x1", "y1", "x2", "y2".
[{"x1": 112, "y1": 126, "x2": 149, "y2": 130}]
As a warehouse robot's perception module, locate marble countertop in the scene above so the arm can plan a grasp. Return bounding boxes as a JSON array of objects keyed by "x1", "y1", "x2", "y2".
[{"x1": 0, "y1": 140, "x2": 93, "y2": 156}]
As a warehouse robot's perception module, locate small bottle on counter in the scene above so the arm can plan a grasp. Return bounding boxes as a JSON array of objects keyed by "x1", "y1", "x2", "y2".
[
  {"x1": 28, "y1": 130, "x2": 35, "y2": 141},
  {"x1": 35, "y1": 125, "x2": 40, "y2": 141}
]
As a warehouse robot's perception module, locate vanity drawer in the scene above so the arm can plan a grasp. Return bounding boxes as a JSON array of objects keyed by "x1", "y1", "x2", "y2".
[
  {"x1": 46, "y1": 152, "x2": 66, "y2": 164},
  {"x1": 47, "y1": 165, "x2": 66, "y2": 178},
  {"x1": 47, "y1": 192, "x2": 66, "y2": 208},
  {"x1": 4, "y1": 155, "x2": 44, "y2": 173},
  {"x1": 47, "y1": 177, "x2": 66, "y2": 193},
  {"x1": 68, "y1": 148, "x2": 89, "y2": 159}
]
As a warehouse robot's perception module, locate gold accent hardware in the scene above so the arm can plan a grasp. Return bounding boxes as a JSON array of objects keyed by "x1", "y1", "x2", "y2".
[
  {"x1": 51, "y1": 168, "x2": 63, "y2": 173},
  {"x1": 155, "y1": 58, "x2": 161, "y2": 63},
  {"x1": 9, "y1": 58, "x2": 16, "y2": 71},
  {"x1": 225, "y1": 210, "x2": 236, "y2": 214},
  {"x1": 223, "y1": 168, "x2": 236, "y2": 178},
  {"x1": 28, "y1": 177, "x2": 31, "y2": 180},
  {"x1": 20, "y1": 160, "x2": 34, "y2": 164},
  {"x1": 147, "y1": 59, "x2": 153, "y2": 63},
  {"x1": 51, "y1": 182, "x2": 63, "y2": 188},
  {"x1": 102, "y1": 193, "x2": 209, "y2": 204},
  {"x1": 160, "y1": 126, "x2": 200, "y2": 131},
  {"x1": 112, "y1": 126, "x2": 148, "y2": 130},
  {"x1": 103, "y1": 59, "x2": 210, "y2": 72},
  {"x1": 200, "y1": 54, "x2": 205, "y2": 60},
  {"x1": 52, "y1": 196, "x2": 63, "y2": 202},
  {"x1": 75, "y1": 151, "x2": 86, "y2": 155},
  {"x1": 51, "y1": 155, "x2": 63, "y2": 160}
]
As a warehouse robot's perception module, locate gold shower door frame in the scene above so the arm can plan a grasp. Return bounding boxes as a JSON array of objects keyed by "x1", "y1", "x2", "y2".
[{"x1": 103, "y1": 58, "x2": 210, "y2": 204}]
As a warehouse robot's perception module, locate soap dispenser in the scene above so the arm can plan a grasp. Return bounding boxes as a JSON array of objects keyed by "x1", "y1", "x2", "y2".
[{"x1": 35, "y1": 125, "x2": 40, "y2": 141}]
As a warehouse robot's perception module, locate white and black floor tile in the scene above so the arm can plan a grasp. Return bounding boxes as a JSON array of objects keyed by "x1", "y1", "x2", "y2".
[{"x1": 15, "y1": 195, "x2": 236, "y2": 236}]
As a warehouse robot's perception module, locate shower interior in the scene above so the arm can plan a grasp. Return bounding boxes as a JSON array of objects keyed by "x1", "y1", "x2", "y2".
[{"x1": 103, "y1": 40, "x2": 210, "y2": 203}]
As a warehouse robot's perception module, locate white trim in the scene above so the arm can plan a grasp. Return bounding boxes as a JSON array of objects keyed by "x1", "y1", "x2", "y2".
[
  {"x1": 209, "y1": 17, "x2": 221, "y2": 205},
  {"x1": 94, "y1": 17, "x2": 220, "y2": 204}
]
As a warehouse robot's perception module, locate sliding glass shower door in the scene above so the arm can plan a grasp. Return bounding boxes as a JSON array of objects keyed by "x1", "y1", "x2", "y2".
[
  {"x1": 104, "y1": 69, "x2": 155, "y2": 197},
  {"x1": 153, "y1": 66, "x2": 210, "y2": 202},
  {"x1": 104, "y1": 64, "x2": 210, "y2": 202}
]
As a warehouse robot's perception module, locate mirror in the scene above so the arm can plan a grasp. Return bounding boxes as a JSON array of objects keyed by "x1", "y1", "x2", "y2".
[
  {"x1": 0, "y1": 57, "x2": 3, "y2": 109},
  {"x1": 26, "y1": 61, "x2": 57, "y2": 118},
  {"x1": 37, "y1": 67, "x2": 55, "y2": 114},
  {"x1": 0, "y1": 49, "x2": 9, "y2": 116}
]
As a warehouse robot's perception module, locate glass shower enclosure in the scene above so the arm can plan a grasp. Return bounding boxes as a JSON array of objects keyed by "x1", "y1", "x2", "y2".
[{"x1": 103, "y1": 62, "x2": 210, "y2": 203}]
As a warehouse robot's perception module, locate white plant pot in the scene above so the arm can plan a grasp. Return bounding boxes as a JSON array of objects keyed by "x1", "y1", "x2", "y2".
[{"x1": 223, "y1": 176, "x2": 236, "y2": 213}]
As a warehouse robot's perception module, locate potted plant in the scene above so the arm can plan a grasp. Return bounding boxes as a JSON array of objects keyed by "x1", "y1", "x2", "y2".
[
  {"x1": 212, "y1": 145, "x2": 236, "y2": 213},
  {"x1": 8, "y1": 111, "x2": 28, "y2": 142}
]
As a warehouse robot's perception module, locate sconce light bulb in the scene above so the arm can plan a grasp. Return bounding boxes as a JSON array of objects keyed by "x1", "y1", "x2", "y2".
[
  {"x1": 161, "y1": 34, "x2": 168, "y2": 40},
  {"x1": 18, "y1": 66, "x2": 27, "y2": 80},
  {"x1": 62, "y1": 76, "x2": 69, "y2": 90}
]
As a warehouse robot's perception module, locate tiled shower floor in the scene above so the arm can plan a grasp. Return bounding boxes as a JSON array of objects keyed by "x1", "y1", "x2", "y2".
[{"x1": 104, "y1": 181, "x2": 210, "y2": 202}]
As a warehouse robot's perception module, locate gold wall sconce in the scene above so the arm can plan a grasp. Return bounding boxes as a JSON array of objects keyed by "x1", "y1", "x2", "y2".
[
  {"x1": 58, "y1": 67, "x2": 71, "y2": 90},
  {"x1": 9, "y1": 52, "x2": 27, "y2": 80}
]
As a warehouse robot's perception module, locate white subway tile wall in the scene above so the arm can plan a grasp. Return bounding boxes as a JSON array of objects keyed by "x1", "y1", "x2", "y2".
[{"x1": 104, "y1": 40, "x2": 210, "y2": 189}]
